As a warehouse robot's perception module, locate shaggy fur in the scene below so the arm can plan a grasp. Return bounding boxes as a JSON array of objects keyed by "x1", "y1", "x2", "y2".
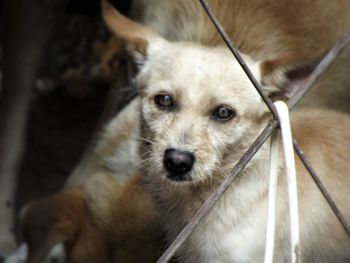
[
  {"x1": 130, "y1": 0, "x2": 350, "y2": 112},
  {"x1": 101, "y1": 2, "x2": 350, "y2": 262},
  {"x1": 20, "y1": 99, "x2": 165, "y2": 263},
  {"x1": 21, "y1": 174, "x2": 165, "y2": 263},
  {"x1": 21, "y1": 1, "x2": 350, "y2": 262}
]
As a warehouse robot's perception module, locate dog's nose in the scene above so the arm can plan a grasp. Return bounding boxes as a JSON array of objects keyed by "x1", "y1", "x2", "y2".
[{"x1": 163, "y1": 148, "x2": 195, "y2": 180}]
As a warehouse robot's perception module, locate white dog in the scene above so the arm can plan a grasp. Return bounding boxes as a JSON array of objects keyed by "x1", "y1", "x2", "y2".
[
  {"x1": 101, "y1": 2, "x2": 350, "y2": 262},
  {"x1": 0, "y1": 0, "x2": 350, "y2": 262}
]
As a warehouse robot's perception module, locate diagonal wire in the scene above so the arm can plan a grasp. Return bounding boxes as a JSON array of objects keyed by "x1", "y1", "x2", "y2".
[
  {"x1": 199, "y1": 0, "x2": 350, "y2": 236},
  {"x1": 156, "y1": 1, "x2": 350, "y2": 262},
  {"x1": 288, "y1": 31, "x2": 350, "y2": 110},
  {"x1": 293, "y1": 140, "x2": 350, "y2": 236},
  {"x1": 198, "y1": 0, "x2": 278, "y2": 118},
  {"x1": 156, "y1": 119, "x2": 279, "y2": 263}
]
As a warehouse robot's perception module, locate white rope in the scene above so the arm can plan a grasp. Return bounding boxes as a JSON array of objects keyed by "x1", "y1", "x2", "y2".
[
  {"x1": 264, "y1": 131, "x2": 280, "y2": 263},
  {"x1": 264, "y1": 101, "x2": 301, "y2": 263}
]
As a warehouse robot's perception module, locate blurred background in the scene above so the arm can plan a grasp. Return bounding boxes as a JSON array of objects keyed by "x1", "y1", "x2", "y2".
[{"x1": 0, "y1": 0, "x2": 132, "y2": 241}]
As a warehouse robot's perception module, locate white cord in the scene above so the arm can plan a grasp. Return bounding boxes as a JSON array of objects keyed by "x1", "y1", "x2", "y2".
[
  {"x1": 264, "y1": 101, "x2": 301, "y2": 263},
  {"x1": 264, "y1": 131, "x2": 280, "y2": 263}
]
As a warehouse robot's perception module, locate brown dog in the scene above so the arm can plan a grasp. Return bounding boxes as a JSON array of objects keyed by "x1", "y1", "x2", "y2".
[
  {"x1": 21, "y1": 173, "x2": 164, "y2": 263},
  {"x1": 20, "y1": 99, "x2": 165, "y2": 263}
]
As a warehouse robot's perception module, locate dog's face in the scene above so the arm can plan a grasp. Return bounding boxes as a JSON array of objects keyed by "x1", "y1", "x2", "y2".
[
  {"x1": 136, "y1": 42, "x2": 269, "y2": 183},
  {"x1": 102, "y1": 0, "x2": 270, "y2": 184}
]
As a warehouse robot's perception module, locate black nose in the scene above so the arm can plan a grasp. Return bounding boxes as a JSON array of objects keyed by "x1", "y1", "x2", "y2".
[{"x1": 163, "y1": 148, "x2": 195, "y2": 180}]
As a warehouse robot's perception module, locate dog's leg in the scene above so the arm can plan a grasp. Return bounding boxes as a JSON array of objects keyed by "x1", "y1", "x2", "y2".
[
  {"x1": 20, "y1": 188, "x2": 85, "y2": 263},
  {"x1": 0, "y1": 0, "x2": 63, "y2": 259}
]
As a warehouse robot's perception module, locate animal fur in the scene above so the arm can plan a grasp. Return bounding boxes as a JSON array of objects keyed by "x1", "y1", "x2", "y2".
[
  {"x1": 21, "y1": 174, "x2": 165, "y2": 263},
  {"x1": 21, "y1": 0, "x2": 350, "y2": 262},
  {"x1": 130, "y1": 0, "x2": 350, "y2": 112},
  {"x1": 101, "y1": 2, "x2": 350, "y2": 262},
  {"x1": 20, "y1": 99, "x2": 166, "y2": 263}
]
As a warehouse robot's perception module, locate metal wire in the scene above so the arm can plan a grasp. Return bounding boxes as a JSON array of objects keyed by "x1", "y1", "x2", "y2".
[
  {"x1": 156, "y1": 1, "x2": 350, "y2": 262},
  {"x1": 293, "y1": 140, "x2": 350, "y2": 236},
  {"x1": 198, "y1": 0, "x2": 278, "y2": 119},
  {"x1": 288, "y1": 31, "x2": 350, "y2": 110},
  {"x1": 156, "y1": 119, "x2": 279, "y2": 263}
]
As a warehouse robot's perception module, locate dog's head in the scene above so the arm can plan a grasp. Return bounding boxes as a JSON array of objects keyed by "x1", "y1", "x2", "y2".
[{"x1": 102, "y1": 0, "x2": 271, "y2": 184}]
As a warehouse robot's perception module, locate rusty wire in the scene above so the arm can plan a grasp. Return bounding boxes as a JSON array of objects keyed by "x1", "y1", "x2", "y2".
[
  {"x1": 156, "y1": 119, "x2": 279, "y2": 263},
  {"x1": 198, "y1": 0, "x2": 278, "y2": 119},
  {"x1": 293, "y1": 141, "x2": 350, "y2": 236},
  {"x1": 288, "y1": 31, "x2": 350, "y2": 110},
  {"x1": 156, "y1": 0, "x2": 350, "y2": 261}
]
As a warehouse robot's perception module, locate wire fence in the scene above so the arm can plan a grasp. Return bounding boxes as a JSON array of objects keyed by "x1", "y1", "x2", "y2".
[{"x1": 155, "y1": 0, "x2": 350, "y2": 262}]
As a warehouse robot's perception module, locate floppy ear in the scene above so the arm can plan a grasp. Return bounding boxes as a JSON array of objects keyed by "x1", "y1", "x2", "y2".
[
  {"x1": 101, "y1": 0, "x2": 161, "y2": 66},
  {"x1": 260, "y1": 58, "x2": 319, "y2": 100}
]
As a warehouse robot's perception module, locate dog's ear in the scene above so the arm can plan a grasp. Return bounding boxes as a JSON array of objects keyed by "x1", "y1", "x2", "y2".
[
  {"x1": 20, "y1": 188, "x2": 85, "y2": 263},
  {"x1": 101, "y1": 0, "x2": 163, "y2": 67},
  {"x1": 260, "y1": 58, "x2": 319, "y2": 100}
]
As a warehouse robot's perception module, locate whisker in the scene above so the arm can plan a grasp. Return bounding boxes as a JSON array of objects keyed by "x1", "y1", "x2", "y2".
[
  {"x1": 135, "y1": 156, "x2": 154, "y2": 168},
  {"x1": 135, "y1": 136, "x2": 156, "y2": 145}
]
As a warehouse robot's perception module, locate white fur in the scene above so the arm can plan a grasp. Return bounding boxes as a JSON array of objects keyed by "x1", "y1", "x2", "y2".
[{"x1": 129, "y1": 36, "x2": 350, "y2": 262}]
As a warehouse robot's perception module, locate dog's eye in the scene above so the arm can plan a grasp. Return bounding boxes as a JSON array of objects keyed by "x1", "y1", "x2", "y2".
[
  {"x1": 212, "y1": 106, "x2": 235, "y2": 121},
  {"x1": 154, "y1": 94, "x2": 175, "y2": 110}
]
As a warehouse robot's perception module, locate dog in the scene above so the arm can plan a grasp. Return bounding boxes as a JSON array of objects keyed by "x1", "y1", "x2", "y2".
[
  {"x1": 20, "y1": 98, "x2": 166, "y2": 263},
  {"x1": 100, "y1": 2, "x2": 350, "y2": 261},
  {"x1": 20, "y1": 0, "x2": 350, "y2": 261},
  {"x1": 20, "y1": 173, "x2": 165, "y2": 263}
]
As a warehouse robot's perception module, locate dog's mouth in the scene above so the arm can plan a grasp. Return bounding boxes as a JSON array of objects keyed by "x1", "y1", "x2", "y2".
[
  {"x1": 165, "y1": 172, "x2": 193, "y2": 182},
  {"x1": 162, "y1": 148, "x2": 195, "y2": 182}
]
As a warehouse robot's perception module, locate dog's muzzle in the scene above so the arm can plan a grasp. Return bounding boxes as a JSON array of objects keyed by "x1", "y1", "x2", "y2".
[{"x1": 163, "y1": 148, "x2": 195, "y2": 181}]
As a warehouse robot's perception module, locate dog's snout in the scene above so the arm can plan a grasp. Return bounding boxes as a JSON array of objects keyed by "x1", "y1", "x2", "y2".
[{"x1": 163, "y1": 148, "x2": 195, "y2": 180}]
